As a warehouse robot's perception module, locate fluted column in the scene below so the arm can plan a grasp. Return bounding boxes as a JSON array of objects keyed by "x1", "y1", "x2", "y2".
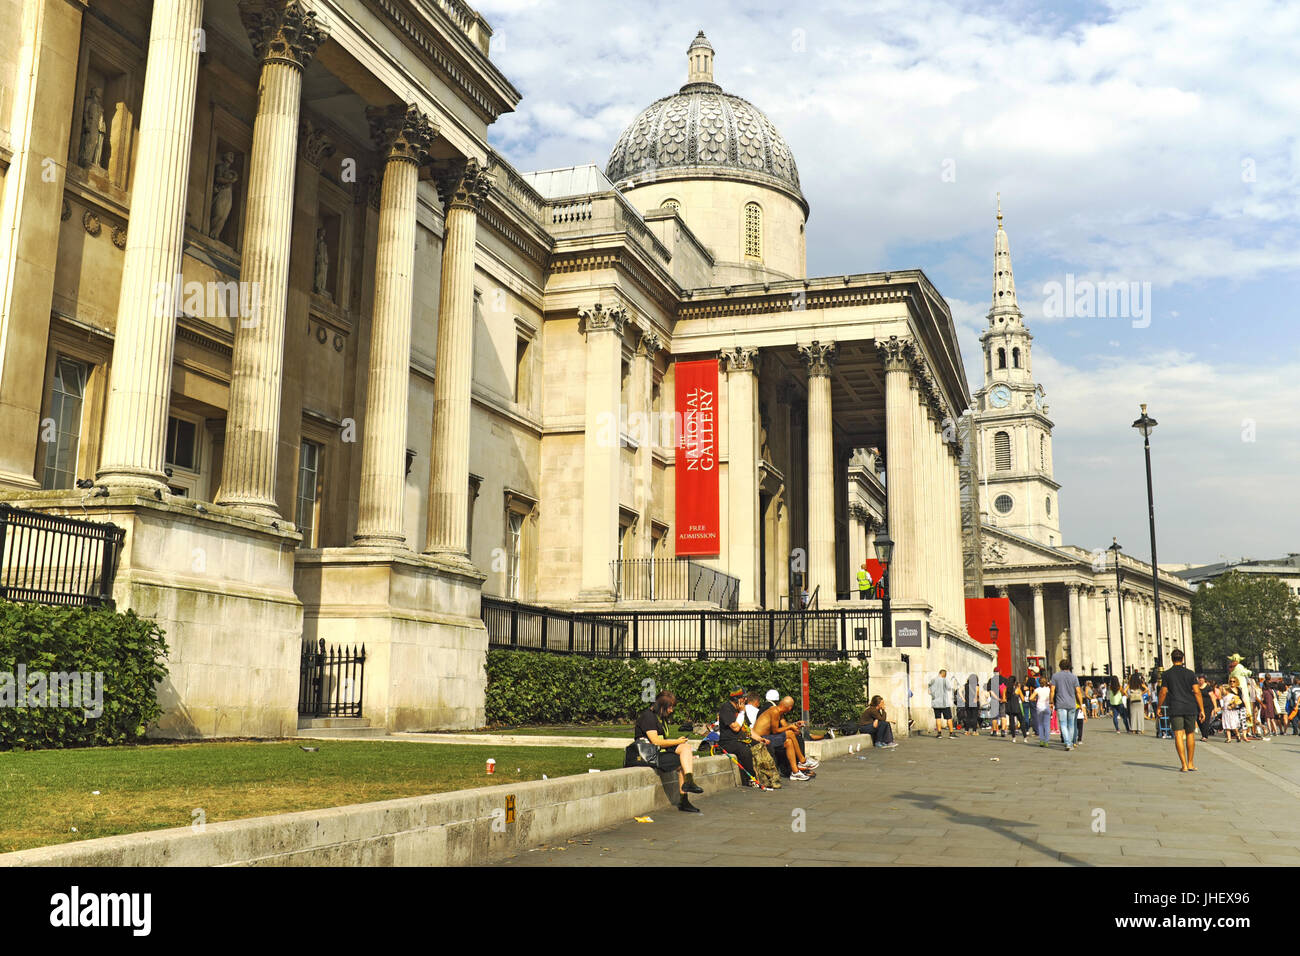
[
  {"x1": 424, "y1": 158, "x2": 491, "y2": 558},
  {"x1": 799, "y1": 342, "x2": 836, "y2": 600},
  {"x1": 723, "y1": 346, "x2": 760, "y2": 607},
  {"x1": 633, "y1": 326, "x2": 662, "y2": 560},
  {"x1": 353, "y1": 105, "x2": 436, "y2": 546},
  {"x1": 1031, "y1": 583, "x2": 1046, "y2": 661},
  {"x1": 1067, "y1": 583, "x2": 1083, "y2": 670},
  {"x1": 217, "y1": 1, "x2": 327, "y2": 513},
  {"x1": 97, "y1": 0, "x2": 206, "y2": 490},
  {"x1": 879, "y1": 336, "x2": 918, "y2": 604}
]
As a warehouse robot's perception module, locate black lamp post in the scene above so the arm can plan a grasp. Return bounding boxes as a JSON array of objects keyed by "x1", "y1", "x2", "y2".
[
  {"x1": 875, "y1": 527, "x2": 893, "y2": 647},
  {"x1": 1101, "y1": 588, "x2": 1114, "y2": 676},
  {"x1": 1132, "y1": 404, "x2": 1163, "y2": 672},
  {"x1": 1108, "y1": 537, "x2": 1126, "y2": 677}
]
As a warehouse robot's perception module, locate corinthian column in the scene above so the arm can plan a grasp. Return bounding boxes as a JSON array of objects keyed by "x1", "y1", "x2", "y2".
[
  {"x1": 97, "y1": 0, "x2": 206, "y2": 490},
  {"x1": 722, "y1": 346, "x2": 759, "y2": 607},
  {"x1": 799, "y1": 341, "x2": 836, "y2": 601},
  {"x1": 1031, "y1": 583, "x2": 1047, "y2": 661},
  {"x1": 879, "y1": 336, "x2": 918, "y2": 604},
  {"x1": 575, "y1": 304, "x2": 625, "y2": 600},
  {"x1": 217, "y1": 0, "x2": 327, "y2": 513},
  {"x1": 424, "y1": 158, "x2": 492, "y2": 558},
  {"x1": 354, "y1": 105, "x2": 436, "y2": 546}
]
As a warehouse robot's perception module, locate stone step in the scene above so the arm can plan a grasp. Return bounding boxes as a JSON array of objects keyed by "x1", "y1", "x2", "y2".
[
  {"x1": 297, "y1": 717, "x2": 372, "y2": 730},
  {"x1": 296, "y1": 726, "x2": 390, "y2": 739}
]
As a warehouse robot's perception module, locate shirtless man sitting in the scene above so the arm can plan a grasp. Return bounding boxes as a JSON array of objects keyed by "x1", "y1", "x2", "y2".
[{"x1": 752, "y1": 695, "x2": 819, "y2": 780}]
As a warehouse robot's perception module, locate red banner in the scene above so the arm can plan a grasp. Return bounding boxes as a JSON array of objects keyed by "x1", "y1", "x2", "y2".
[
  {"x1": 674, "y1": 359, "x2": 720, "y2": 555},
  {"x1": 965, "y1": 597, "x2": 1012, "y2": 676}
]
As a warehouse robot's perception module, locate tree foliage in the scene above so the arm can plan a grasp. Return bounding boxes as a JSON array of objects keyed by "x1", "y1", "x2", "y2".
[{"x1": 1191, "y1": 570, "x2": 1300, "y2": 673}]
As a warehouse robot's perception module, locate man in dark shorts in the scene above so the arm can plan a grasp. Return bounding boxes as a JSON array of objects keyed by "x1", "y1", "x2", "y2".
[
  {"x1": 1158, "y1": 648, "x2": 1204, "y2": 772},
  {"x1": 634, "y1": 690, "x2": 704, "y2": 811},
  {"x1": 717, "y1": 687, "x2": 758, "y2": 787}
]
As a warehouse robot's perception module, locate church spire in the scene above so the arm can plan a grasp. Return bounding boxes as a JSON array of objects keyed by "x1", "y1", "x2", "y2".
[{"x1": 989, "y1": 193, "x2": 1021, "y2": 325}]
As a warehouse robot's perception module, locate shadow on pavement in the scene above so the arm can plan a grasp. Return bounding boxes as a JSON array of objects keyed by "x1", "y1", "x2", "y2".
[{"x1": 897, "y1": 791, "x2": 1091, "y2": 867}]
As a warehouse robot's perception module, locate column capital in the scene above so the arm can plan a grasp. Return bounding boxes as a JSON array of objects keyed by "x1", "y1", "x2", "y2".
[
  {"x1": 720, "y1": 345, "x2": 758, "y2": 373},
  {"x1": 848, "y1": 502, "x2": 871, "y2": 523},
  {"x1": 635, "y1": 324, "x2": 664, "y2": 357},
  {"x1": 298, "y1": 119, "x2": 335, "y2": 169},
  {"x1": 1030, "y1": 583, "x2": 1045, "y2": 595},
  {"x1": 876, "y1": 334, "x2": 916, "y2": 373},
  {"x1": 434, "y1": 157, "x2": 492, "y2": 212},
  {"x1": 238, "y1": 0, "x2": 329, "y2": 70},
  {"x1": 797, "y1": 340, "x2": 837, "y2": 377},
  {"x1": 366, "y1": 103, "x2": 438, "y2": 166},
  {"x1": 1066, "y1": 582, "x2": 1081, "y2": 594},
  {"x1": 578, "y1": 303, "x2": 627, "y2": 337},
  {"x1": 996, "y1": 586, "x2": 1010, "y2": 598}
]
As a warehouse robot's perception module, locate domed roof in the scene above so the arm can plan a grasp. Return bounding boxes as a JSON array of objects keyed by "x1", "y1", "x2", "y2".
[{"x1": 605, "y1": 32, "x2": 805, "y2": 211}]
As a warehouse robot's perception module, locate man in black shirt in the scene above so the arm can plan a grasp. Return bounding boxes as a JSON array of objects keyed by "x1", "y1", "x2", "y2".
[
  {"x1": 717, "y1": 687, "x2": 758, "y2": 786},
  {"x1": 1158, "y1": 648, "x2": 1204, "y2": 772}
]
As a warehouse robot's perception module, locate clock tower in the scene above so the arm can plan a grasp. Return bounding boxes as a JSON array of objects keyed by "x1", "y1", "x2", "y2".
[{"x1": 973, "y1": 198, "x2": 1061, "y2": 546}]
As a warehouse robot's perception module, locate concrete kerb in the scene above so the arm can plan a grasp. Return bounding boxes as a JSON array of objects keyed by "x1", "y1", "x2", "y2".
[{"x1": 0, "y1": 755, "x2": 742, "y2": 868}]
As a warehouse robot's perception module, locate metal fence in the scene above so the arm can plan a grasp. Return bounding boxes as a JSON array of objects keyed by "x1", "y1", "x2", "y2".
[
  {"x1": 0, "y1": 503, "x2": 125, "y2": 609},
  {"x1": 610, "y1": 558, "x2": 740, "y2": 610},
  {"x1": 483, "y1": 596, "x2": 628, "y2": 655},
  {"x1": 298, "y1": 639, "x2": 366, "y2": 718},
  {"x1": 483, "y1": 595, "x2": 884, "y2": 661}
]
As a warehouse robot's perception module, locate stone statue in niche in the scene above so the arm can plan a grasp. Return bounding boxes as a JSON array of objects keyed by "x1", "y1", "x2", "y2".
[
  {"x1": 78, "y1": 88, "x2": 106, "y2": 169},
  {"x1": 313, "y1": 227, "x2": 330, "y2": 298},
  {"x1": 208, "y1": 152, "x2": 239, "y2": 239}
]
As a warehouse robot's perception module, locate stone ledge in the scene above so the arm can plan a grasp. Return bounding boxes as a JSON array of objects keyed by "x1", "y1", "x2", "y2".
[{"x1": 0, "y1": 756, "x2": 741, "y2": 867}]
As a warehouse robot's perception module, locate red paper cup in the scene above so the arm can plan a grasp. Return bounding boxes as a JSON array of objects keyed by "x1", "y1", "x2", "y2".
[{"x1": 486, "y1": 759, "x2": 496, "y2": 775}]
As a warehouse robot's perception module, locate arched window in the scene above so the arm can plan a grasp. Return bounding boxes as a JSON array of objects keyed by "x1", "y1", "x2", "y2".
[
  {"x1": 993, "y1": 431, "x2": 1011, "y2": 471},
  {"x1": 1012, "y1": 347, "x2": 1021, "y2": 368},
  {"x1": 744, "y1": 202, "x2": 762, "y2": 260},
  {"x1": 661, "y1": 198, "x2": 680, "y2": 214},
  {"x1": 997, "y1": 348, "x2": 1006, "y2": 369},
  {"x1": 1045, "y1": 496, "x2": 1052, "y2": 516}
]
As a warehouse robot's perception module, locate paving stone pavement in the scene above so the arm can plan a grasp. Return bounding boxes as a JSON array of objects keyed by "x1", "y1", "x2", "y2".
[{"x1": 489, "y1": 726, "x2": 1300, "y2": 867}]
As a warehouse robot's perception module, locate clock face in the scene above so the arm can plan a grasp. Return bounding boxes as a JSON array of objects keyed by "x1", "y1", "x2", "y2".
[{"x1": 990, "y1": 385, "x2": 1012, "y2": 408}]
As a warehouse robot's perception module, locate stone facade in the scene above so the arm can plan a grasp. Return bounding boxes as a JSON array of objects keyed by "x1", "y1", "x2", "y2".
[{"x1": 0, "y1": 8, "x2": 984, "y2": 735}]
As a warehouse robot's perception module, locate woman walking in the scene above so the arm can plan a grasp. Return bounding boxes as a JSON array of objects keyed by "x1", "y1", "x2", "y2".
[
  {"x1": 1031, "y1": 676, "x2": 1053, "y2": 748},
  {"x1": 1003, "y1": 674, "x2": 1028, "y2": 741},
  {"x1": 1127, "y1": 672, "x2": 1147, "y2": 734},
  {"x1": 1109, "y1": 675, "x2": 1131, "y2": 732},
  {"x1": 1221, "y1": 678, "x2": 1245, "y2": 743}
]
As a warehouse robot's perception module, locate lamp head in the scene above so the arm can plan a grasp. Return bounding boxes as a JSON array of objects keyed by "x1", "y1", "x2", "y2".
[
  {"x1": 1132, "y1": 403, "x2": 1157, "y2": 438},
  {"x1": 873, "y1": 527, "x2": 893, "y2": 566}
]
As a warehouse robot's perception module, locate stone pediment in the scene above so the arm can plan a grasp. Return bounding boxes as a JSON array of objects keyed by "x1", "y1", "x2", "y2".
[{"x1": 979, "y1": 524, "x2": 1078, "y2": 571}]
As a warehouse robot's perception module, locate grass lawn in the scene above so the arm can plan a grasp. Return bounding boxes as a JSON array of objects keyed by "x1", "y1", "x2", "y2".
[
  {"x1": 468, "y1": 724, "x2": 706, "y2": 739},
  {"x1": 0, "y1": 740, "x2": 623, "y2": 853}
]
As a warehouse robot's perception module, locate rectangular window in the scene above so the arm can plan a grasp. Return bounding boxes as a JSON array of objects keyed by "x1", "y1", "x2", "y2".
[
  {"x1": 166, "y1": 416, "x2": 198, "y2": 472},
  {"x1": 41, "y1": 358, "x2": 88, "y2": 490},
  {"x1": 297, "y1": 440, "x2": 322, "y2": 548},
  {"x1": 515, "y1": 336, "x2": 530, "y2": 407},
  {"x1": 506, "y1": 511, "x2": 524, "y2": 599}
]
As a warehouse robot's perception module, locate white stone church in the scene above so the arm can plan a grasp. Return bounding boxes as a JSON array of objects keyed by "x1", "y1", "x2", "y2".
[{"x1": 1, "y1": 1, "x2": 1039, "y2": 737}]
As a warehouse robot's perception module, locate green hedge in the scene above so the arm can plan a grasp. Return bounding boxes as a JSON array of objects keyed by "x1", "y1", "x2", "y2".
[
  {"x1": 0, "y1": 602, "x2": 169, "y2": 750},
  {"x1": 485, "y1": 651, "x2": 868, "y2": 727}
]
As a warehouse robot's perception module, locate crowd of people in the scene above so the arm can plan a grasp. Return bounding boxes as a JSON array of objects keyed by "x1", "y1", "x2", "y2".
[{"x1": 927, "y1": 650, "x2": 1300, "y2": 770}]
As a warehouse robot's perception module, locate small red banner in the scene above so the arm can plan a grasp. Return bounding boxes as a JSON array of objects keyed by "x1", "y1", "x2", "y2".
[
  {"x1": 800, "y1": 659, "x2": 811, "y2": 725},
  {"x1": 674, "y1": 359, "x2": 720, "y2": 555}
]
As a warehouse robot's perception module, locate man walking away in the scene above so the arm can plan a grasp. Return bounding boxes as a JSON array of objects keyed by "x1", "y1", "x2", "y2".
[
  {"x1": 1158, "y1": 649, "x2": 1204, "y2": 772},
  {"x1": 1286, "y1": 678, "x2": 1300, "y2": 736},
  {"x1": 928, "y1": 668, "x2": 957, "y2": 738},
  {"x1": 1051, "y1": 659, "x2": 1083, "y2": 751}
]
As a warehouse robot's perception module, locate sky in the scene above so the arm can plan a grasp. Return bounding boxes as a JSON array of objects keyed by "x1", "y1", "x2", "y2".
[{"x1": 475, "y1": 0, "x2": 1300, "y2": 567}]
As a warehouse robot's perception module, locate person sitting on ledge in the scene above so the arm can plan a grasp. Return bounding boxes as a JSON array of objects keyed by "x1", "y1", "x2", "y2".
[
  {"x1": 858, "y1": 695, "x2": 897, "y2": 748},
  {"x1": 753, "y1": 695, "x2": 819, "y2": 779},
  {"x1": 634, "y1": 690, "x2": 704, "y2": 812},
  {"x1": 717, "y1": 687, "x2": 760, "y2": 789}
]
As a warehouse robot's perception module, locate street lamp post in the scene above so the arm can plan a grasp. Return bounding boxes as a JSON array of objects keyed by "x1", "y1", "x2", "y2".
[
  {"x1": 1101, "y1": 588, "x2": 1114, "y2": 676},
  {"x1": 1132, "y1": 404, "x2": 1163, "y2": 673},
  {"x1": 875, "y1": 527, "x2": 893, "y2": 649},
  {"x1": 1108, "y1": 537, "x2": 1127, "y2": 678}
]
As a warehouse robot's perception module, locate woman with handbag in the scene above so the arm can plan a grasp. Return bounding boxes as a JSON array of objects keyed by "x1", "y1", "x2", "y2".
[
  {"x1": 1127, "y1": 672, "x2": 1147, "y2": 734},
  {"x1": 1108, "y1": 675, "x2": 1131, "y2": 733},
  {"x1": 633, "y1": 690, "x2": 705, "y2": 812}
]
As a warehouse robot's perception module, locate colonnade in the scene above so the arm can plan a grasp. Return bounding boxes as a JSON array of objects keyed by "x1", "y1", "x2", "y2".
[{"x1": 93, "y1": 0, "x2": 484, "y2": 560}]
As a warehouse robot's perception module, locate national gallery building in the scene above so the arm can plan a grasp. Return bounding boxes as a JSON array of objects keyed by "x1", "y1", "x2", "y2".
[{"x1": 0, "y1": 1, "x2": 993, "y2": 736}]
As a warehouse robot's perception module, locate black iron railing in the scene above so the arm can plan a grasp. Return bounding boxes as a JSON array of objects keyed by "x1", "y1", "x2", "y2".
[
  {"x1": 482, "y1": 596, "x2": 628, "y2": 655},
  {"x1": 0, "y1": 503, "x2": 125, "y2": 609},
  {"x1": 298, "y1": 639, "x2": 366, "y2": 718},
  {"x1": 482, "y1": 596, "x2": 882, "y2": 661},
  {"x1": 610, "y1": 558, "x2": 740, "y2": 610}
]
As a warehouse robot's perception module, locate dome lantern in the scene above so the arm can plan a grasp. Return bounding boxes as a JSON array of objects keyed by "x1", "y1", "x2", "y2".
[{"x1": 687, "y1": 30, "x2": 715, "y2": 87}]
